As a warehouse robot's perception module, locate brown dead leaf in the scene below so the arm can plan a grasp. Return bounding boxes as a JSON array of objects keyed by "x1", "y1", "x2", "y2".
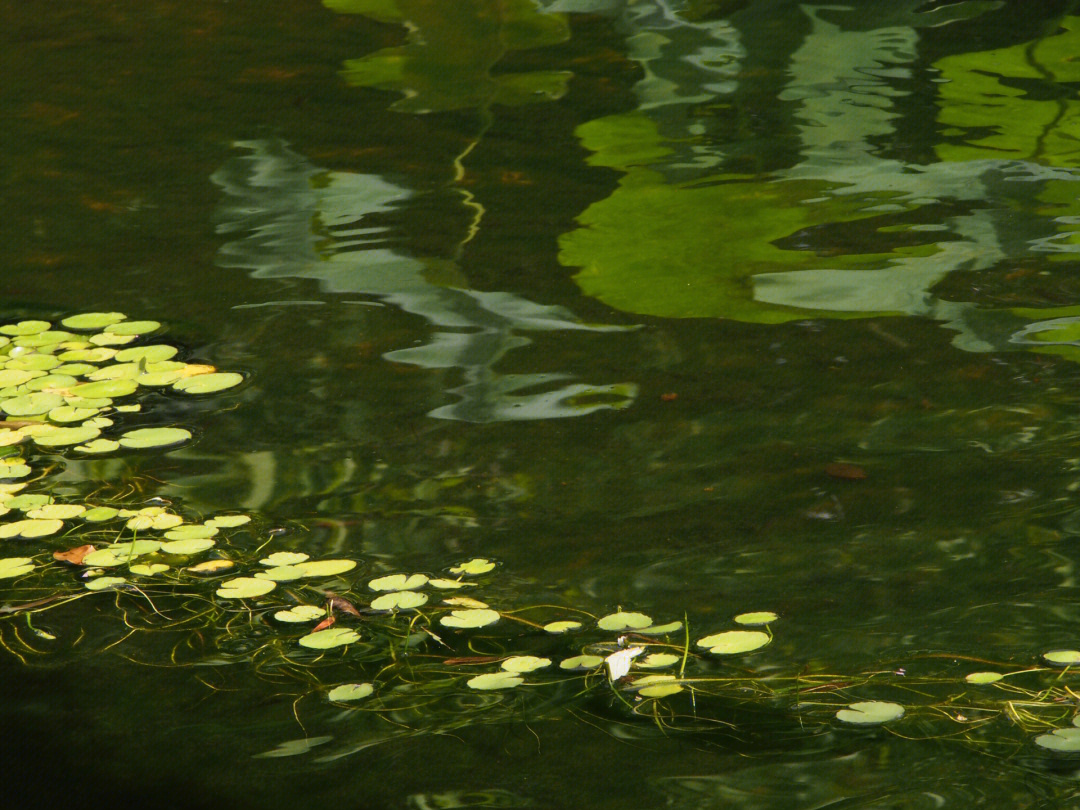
[
  {"x1": 53, "y1": 544, "x2": 95, "y2": 565},
  {"x1": 442, "y1": 596, "x2": 489, "y2": 609},
  {"x1": 312, "y1": 615, "x2": 336, "y2": 632},
  {"x1": 326, "y1": 595, "x2": 362, "y2": 618}
]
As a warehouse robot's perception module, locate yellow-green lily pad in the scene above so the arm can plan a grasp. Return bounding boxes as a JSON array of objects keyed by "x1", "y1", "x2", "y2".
[
  {"x1": 428, "y1": 578, "x2": 474, "y2": 589},
  {"x1": 119, "y1": 427, "x2": 192, "y2": 449},
  {"x1": 114, "y1": 344, "x2": 177, "y2": 363},
  {"x1": 597, "y1": 611, "x2": 653, "y2": 631},
  {"x1": 159, "y1": 538, "x2": 215, "y2": 555},
  {"x1": 163, "y1": 524, "x2": 218, "y2": 541},
  {"x1": 104, "y1": 319, "x2": 160, "y2": 336},
  {"x1": 85, "y1": 576, "x2": 127, "y2": 591},
  {"x1": 216, "y1": 577, "x2": 277, "y2": 599},
  {"x1": 74, "y1": 438, "x2": 120, "y2": 454},
  {"x1": 172, "y1": 372, "x2": 244, "y2": 394},
  {"x1": 697, "y1": 630, "x2": 771, "y2": 655},
  {"x1": 82, "y1": 506, "x2": 119, "y2": 522},
  {"x1": 560, "y1": 654, "x2": 604, "y2": 670},
  {"x1": 449, "y1": 558, "x2": 495, "y2": 575},
  {"x1": 440, "y1": 608, "x2": 500, "y2": 629},
  {"x1": 70, "y1": 379, "x2": 138, "y2": 399},
  {"x1": 501, "y1": 656, "x2": 551, "y2": 673},
  {"x1": 295, "y1": 559, "x2": 356, "y2": 578},
  {"x1": 371, "y1": 590, "x2": 428, "y2": 610},
  {"x1": 328, "y1": 683, "x2": 373, "y2": 702},
  {"x1": 206, "y1": 514, "x2": 250, "y2": 528},
  {"x1": 299, "y1": 627, "x2": 360, "y2": 649},
  {"x1": 836, "y1": 701, "x2": 905, "y2": 725},
  {"x1": 254, "y1": 565, "x2": 304, "y2": 582},
  {"x1": 0, "y1": 518, "x2": 64, "y2": 539},
  {"x1": 734, "y1": 611, "x2": 779, "y2": 626},
  {"x1": 965, "y1": 671, "x2": 1004, "y2": 684},
  {"x1": 274, "y1": 605, "x2": 326, "y2": 623},
  {"x1": 0, "y1": 320, "x2": 51, "y2": 336},
  {"x1": 0, "y1": 557, "x2": 35, "y2": 578},
  {"x1": 260, "y1": 551, "x2": 309, "y2": 566},
  {"x1": 543, "y1": 620, "x2": 582, "y2": 634},
  {"x1": 129, "y1": 563, "x2": 169, "y2": 576},
  {"x1": 1035, "y1": 727, "x2": 1080, "y2": 752},
  {"x1": 27, "y1": 503, "x2": 84, "y2": 520},
  {"x1": 61, "y1": 312, "x2": 127, "y2": 331},
  {"x1": 369, "y1": 573, "x2": 428, "y2": 591},
  {"x1": 638, "y1": 653, "x2": 681, "y2": 668},
  {"x1": 1044, "y1": 650, "x2": 1080, "y2": 666},
  {"x1": 3, "y1": 392, "x2": 66, "y2": 417},
  {"x1": 34, "y1": 425, "x2": 102, "y2": 447},
  {"x1": 467, "y1": 672, "x2": 523, "y2": 690}
]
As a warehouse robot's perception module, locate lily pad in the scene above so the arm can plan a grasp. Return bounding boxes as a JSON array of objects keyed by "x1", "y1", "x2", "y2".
[
  {"x1": 635, "y1": 621, "x2": 684, "y2": 635},
  {"x1": 597, "y1": 611, "x2": 653, "y2": 631},
  {"x1": 159, "y1": 538, "x2": 215, "y2": 555},
  {"x1": 187, "y1": 559, "x2": 235, "y2": 576},
  {"x1": 449, "y1": 558, "x2": 495, "y2": 575},
  {"x1": 74, "y1": 439, "x2": 120, "y2": 454},
  {"x1": 328, "y1": 683, "x2": 373, "y2": 702},
  {"x1": 543, "y1": 620, "x2": 582, "y2": 634},
  {"x1": 118, "y1": 427, "x2": 192, "y2": 449},
  {"x1": 34, "y1": 425, "x2": 102, "y2": 447},
  {"x1": 58, "y1": 347, "x2": 116, "y2": 363},
  {"x1": 85, "y1": 576, "x2": 127, "y2": 591},
  {"x1": 129, "y1": 563, "x2": 169, "y2": 576},
  {"x1": 114, "y1": 344, "x2": 177, "y2": 363},
  {"x1": 965, "y1": 671, "x2": 1004, "y2": 684},
  {"x1": 440, "y1": 608, "x2": 500, "y2": 629},
  {"x1": 295, "y1": 559, "x2": 356, "y2": 578},
  {"x1": 27, "y1": 503, "x2": 84, "y2": 520},
  {"x1": 560, "y1": 655, "x2": 604, "y2": 670},
  {"x1": 371, "y1": 590, "x2": 428, "y2": 610},
  {"x1": 2, "y1": 392, "x2": 66, "y2": 417},
  {"x1": 697, "y1": 630, "x2": 771, "y2": 655},
  {"x1": 172, "y1": 372, "x2": 244, "y2": 394},
  {"x1": 82, "y1": 549, "x2": 126, "y2": 567},
  {"x1": 216, "y1": 577, "x2": 277, "y2": 599},
  {"x1": 274, "y1": 605, "x2": 326, "y2": 623},
  {"x1": 61, "y1": 312, "x2": 127, "y2": 331},
  {"x1": 104, "y1": 319, "x2": 160, "y2": 336},
  {"x1": 254, "y1": 565, "x2": 304, "y2": 582},
  {"x1": 467, "y1": 672, "x2": 523, "y2": 691},
  {"x1": 369, "y1": 573, "x2": 428, "y2": 591},
  {"x1": 734, "y1": 611, "x2": 779, "y2": 626},
  {"x1": 299, "y1": 627, "x2": 360, "y2": 649},
  {"x1": 1045, "y1": 650, "x2": 1080, "y2": 666},
  {"x1": 206, "y1": 514, "x2": 250, "y2": 528},
  {"x1": 428, "y1": 578, "x2": 474, "y2": 589},
  {"x1": 638, "y1": 653, "x2": 681, "y2": 669},
  {"x1": 69, "y1": 379, "x2": 138, "y2": 399},
  {"x1": 1035, "y1": 727, "x2": 1080, "y2": 752},
  {"x1": 0, "y1": 557, "x2": 34, "y2": 578},
  {"x1": 638, "y1": 682, "x2": 685, "y2": 698},
  {"x1": 0, "y1": 320, "x2": 51, "y2": 336},
  {"x1": 82, "y1": 506, "x2": 119, "y2": 522},
  {"x1": 260, "y1": 551, "x2": 309, "y2": 566},
  {"x1": 126, "y1": 512, "x2": 184, "y2": 531},
  {"x1": 836, "y1": 701, "x2": 905, "y2": 725},
  {"x1": 0, "y1": 518, "x2": 64, "y2": 539},
  {"x1": 163, "y1": 524, "x2": 218, "y2": 541},
  {"x1": 48, "y1": 405, "x2": 101, "y2": 423},
  {"x1": 501, "y1": 656, "x2": 551, "y2": 673},
  {"x1": 107, "y1": 540, "x2": 162, "y2": 557}
]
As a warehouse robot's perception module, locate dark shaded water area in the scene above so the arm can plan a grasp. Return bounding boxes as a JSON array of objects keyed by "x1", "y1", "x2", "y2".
[{"x1": 9, "y1": 0, "x2": 1080, "y2": 807}]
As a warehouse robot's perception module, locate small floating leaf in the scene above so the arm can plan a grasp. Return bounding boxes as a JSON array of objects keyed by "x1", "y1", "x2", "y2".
[
  {"x1": 108, "y1": 540, "x2": 161, "y2": 557},
  {"x1": 0, "y1": 518, "x2": 64, "y2": 539},
  {"x1": 126, "y1": 512, "x2": 183, "y2": 531},
  {"x1": 274, "y1": 605, "x2": 326, "y2": 623},
  {"x1": 0, "y1": 557, "x2": 34, "y2": 578},
  {"x1": 449, "y1": 558, "x2": 495, "y2": 575},
  {"x1": 501, "y1": 656, "x2": 551, "y2": 673},
  {"x1": 4, "y1": 493, "x2": 51, "y2": 511},
  {"x1": 27, "y1": 503, "x2": 84, "y2": 520},
  {"x1": 61, "y1": 312, "x2": 126, "y2": 331},
  {"x1": 428, "y1": 578, "x2": 474, "y2": 589},
  {"x1": 48, "y1": 405, "x2": 101, "y2": 423},
  {"x1": 172, "y1": 372, "x2": 244, "y2": 394},
  {"x1": 58, "y1": 347, "x2": 116, "y2": 363},
  {"x1": 442, "y1": 596, "x2": 487, "y2": 609},
  {"x1": 639, "y1": 682, "x2": 685, "y2": 698},
  {"x1": 104, "y1": 319, "x2": 160, "y2": 336},
  {"x1": 163, "y1": 524, "x2": 218, "y2": 541},
  {"x1": 187, "y1": 559, "x2": 235, "y2": 576},
  {"x1": 440, "y1": 608, "x2": 500, "y2": 629},
  {"x1": 119, "y1": 427, "x2": 191, "y2": 449},
  {"x1": 82, "y1": 506, "x2": 119, "y2": 522},
  {"x1": 638, "y1": 653, "x2": 681, "y2": 669},
  {"x1": 260, "y1": 552, "x2": 308, "y2": 566},
  {"x1": 966, "y1": 671, "x2": 1004, "y2": 684},
  {"x1": 206, "y1": 514, "x2": 250, "y2": 528},
  {"x1": 544, "y1": 620, "x2": 582, "y2": 634},
  {"x1": 635, "y1": 621, "x2": 683, "y2": 635},
  {"x1": 85, "y1": 576, "x2": 127, "y2": 591},
  {"x1": 114, "y1": 344, "x2": 177, "y2": 363},
  {"x1": 34, "y1": 425, "x2": 101, "y2": 447},
  {"x1": 295, "y1": 559, "x2": 356, "y2": 578},
  {"x1": 0, "y1": 320, "x2": 51, "y2": 336},
  {"x1": 129, "y1": 563, "x2": 169, "y2": 576},
  {"x1": 2, "y1": 392, "x2": 65, "y2": 417},
  {"x1": 159, "y1": 538, "x2": 215, "y2": 555},
  {"x1": 697, "y1": 630, "x2": 771, "y2": 655},
  {"x1": 1044, "y1": 650, "x2": 1080, "y2": 666},
  {"x1": 328, "y1": 683, "x2": 373, "y2": 702},
  {"x1": 216, "y1": 577, "x2": 276, "y2": 599},
  {"x1": 82, "y1": 549, "x2": 124, "y2": 567},
  {"x1": 598, "y1": 611, "x2": 653, "y2": 631},
  {"x1": 836, "y1": 701, "x2": 905, "y2": 725},
  {"x1": 74, "y1": 439, "x2": 120, "y2": 454},
  {"x1": 369, "y1": 573, "x2": 428, "y2": 591},
  {"x1": 70, "y1": 379, "x2": 138, "y2": 399},
  {"x1": 255, "y1": 565, "x2": 304, "y2": 582},
  {"x1": 467, "y1": 672, "x2": 523, "y2": 690},
  {"x1": 560, "y1": 655, "x2": 604, "y2": 670},
  {"x1": 1035, "y1": 727, "x2": 1080, "y2": 752},
  {"x1": 299, "y1": 627, "x2": 360, "y2": 649},
  {"x1": 734, "y1": 611, "x2": 779, "y2": 626},
  {"x1": 371, "y1": 591, "x2": 428, "y2": 610}
]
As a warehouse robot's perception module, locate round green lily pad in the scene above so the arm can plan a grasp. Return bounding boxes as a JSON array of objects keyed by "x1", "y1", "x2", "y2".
[
  {"x1": 440, "y1": 608, "x2": 500, "y2": 629},
  {"x1": 254, "y1": 565, "x2": 304, "y2": 582},
  {"x1": 965, "y1": 671, "x2": 1004, "y2": 684},
  {"x1": 428, "y1": 578, "x2": 473, "y2": 590},
  {"x1": 467, "y1": 672, "x2": 523, "y2": 690},
  {"x1": 274, "y1": 605, "x2": 326, "y2": 623},
  {"x1": 598, "y1": 611, "x2": 653, "y2": 631},
  {"x1": 61, "y1": 312, "x2": 127, "y2": 331},
  {"x1": 638, "y1": 653, "x2": 681, "y2": 668},
  {"x1": 108, "y1": 540, "x2": 162, "y2": 557},
  {"x1": 560, "y1": 655, "x2": 604, "y2": 670},
  {"x1": 48, "y1": 405, "x2": 101, "y2": 423},
  {"x1": 27, "y1": 503, "x2": 84, "y2": 520},
  {"x1": 129, "y1": 563, "x2": 169, "y2": 576},
  {"x1": 328, "y1": 683, "x2": 373, "y2": 702},
  {"x1": 206, "y1": 514, "x2": 250, "y2": 528},
  {"x1": 74, "y1": 439, "x2": 121, "y2": 454},
  {"x1": 82, "y1": 506, "x2": 119, "y2": 522},
  {"x1": 1045, "y1": 650, "x2": 1080, "y2": 666},
  {"x1": 639, "y1": 682, "x2": 685, "y2": 698},
  {"x1": 104, "y1": 319, "x2": 160, "y2": 336},
  {"x1": 89, "y1": 333, "x2": 135, "y2": 346},
  {"x1": 371, "y1": 590, "x2": 428, "y2": 610},
  {"x1": 14, "y1": 331, "x2": 74, "y2": 348},
  {"x1": 82, "y1": 549, "x2": 125, "y2": 567},
  {"x1": 172, "y1": 372, "x2": 244, "y2": 395},
  {"x1": 0, "y1": 369, "x2": 41, "y2": 388},
  {"x1": 1035, "y1": 727, "x2": 1080, "y2": 752},
  {"x1": 126, "y1": 512, "x2": 183, "y2": 531},
  {"x1": 697, "y1": 630, "x2": 771, "y2": 655},
  {"x1": 186, "y1": 559, "x2": 235, "y2": 576},
  {"x1": 449, "y1": 558, "x2": 495, "y2": 575},
  {"x1": 260, "y1": 551, "x2": 308, "y2": 566},
  {"x1": 501, "y1": 656, "x2": 551, "y2": 673},
  {"x1": 163, "y1": 524, "x2": 218, "y2": 541},
  {"x1": 114, "y1": 344, "x2": 177, "y2": 363},
  {"x1": 544, "y1": 620, "x2": 582, "y2": 634},
  {"x1": 86, "y1": 362, "x2": 142, "y2": 381},
  {"x1": 295, "y1": 559, "x2": 356, "y2": 578},
  {"x1": 118, "y1": 427, "x2": 192, "y2": 449},
  {"x1": 24, "y1": 373, "x2": 77, "y2": 392},
  {"x1": 34, "y1": 425, "x2": 101, "y2": 447},
  {"x1": 3, "y1": 392, "x2": 65, "y2": 417},
  {"x1": 70, "y1": 379, "x2": 137, "y2": 399},
  {"x1": 0, "y1": 320, "x2": 51, "y2": 336},
  {"x1": 836, "y1": 701, "x2": 905, "y2": 725},
  {"x1": 216, "y1": 577, "x2": 277, "y2": 599},
  {"x1": 0, "y1": 557, "x2": 35, "y2": 578},
  {"x1": 734, "y1": 611, "x2": 779, "y2": 626},
  {"x1": 369, "y1": 573, "x2": 428, "y2": 591},
  {"x1": 3, "y1": 493, "x2": 51, "y2": 510},
  {"x1": 298, "y1": 627, "x2": 360, "y2": 649},
  {"x1": 159, "y1": 538, "x2": 215, "y2": 555},
  {"x1": 0, "y1": 462, "x2": 31, "y2": 479},
  {"x1": 635, "y1": 620, "x2": 684, "y2": 635},
  {"x1": 85, "y1": 576, "x2": 127, "y2": 591},
  {"x1": 0, "y1": 518, "x2": 64, "y2": 539}
]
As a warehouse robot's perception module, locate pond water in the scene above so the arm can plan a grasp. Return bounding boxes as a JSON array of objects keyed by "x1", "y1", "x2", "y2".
[{"x1": 8, "y1": 1, "x2": 1080, "y2": 807}]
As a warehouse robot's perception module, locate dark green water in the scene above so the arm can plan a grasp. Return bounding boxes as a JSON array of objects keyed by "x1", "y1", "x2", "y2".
[{"x1": 9, "y1": 0, "x2": 1080, "y2": 807}]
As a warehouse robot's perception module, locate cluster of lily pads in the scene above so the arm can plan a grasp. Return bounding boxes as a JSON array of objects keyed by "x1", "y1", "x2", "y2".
[{"x1": 8, "y1": 313, "x2": 1080, "y2": 757}]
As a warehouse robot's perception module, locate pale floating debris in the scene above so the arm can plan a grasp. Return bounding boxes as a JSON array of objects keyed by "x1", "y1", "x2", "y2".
[
  {"x1": 440, "y1": 608, "x2": 500, "y2": 629},
  {"x1": 298, "y1": 627, "x2": 360, "y2": 649},
  {"x1": 835, "y1": 701, "x2": 905, "y2": 725},
  {"x1": 697, "y1": 630, "x2": 771, "y2": 655},
  {"x1": 449, "y1": 558, "x2": 495, "y2": 576},
  {"x1": 605, "y1": 646, "x2": 645, "y2": 680},
  {"x1": 467, "y1": 672, "x2": 523, "y2": 691},
  {"x1": 216, "y1": 577, "x2": 276, "y2": 599},
  {"x1": 501, "y1": 656, "x2": 551, "y2": 673},
  {"x1": 371, "y1": 590, "x2": 428, "y2": 610},
  {"x1": 369, "y1": 573, "x2": 428, "y2": 591},
  {"x1": 327, "y1": 683, "x2": 373, "y2": 702}
]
